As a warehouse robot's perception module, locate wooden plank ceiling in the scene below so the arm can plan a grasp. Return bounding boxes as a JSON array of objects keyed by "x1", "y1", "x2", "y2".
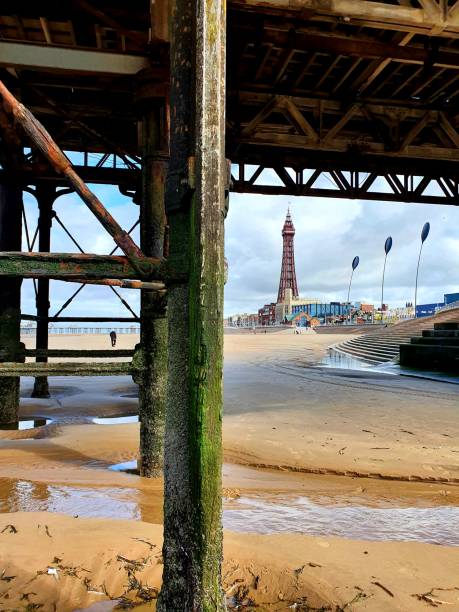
[
  {"x1": 2, "y1": 1, "x2": 459, "y2": 189},
  {"x1": 227, "y1": 0, "x2": 459, "y2": 175}
]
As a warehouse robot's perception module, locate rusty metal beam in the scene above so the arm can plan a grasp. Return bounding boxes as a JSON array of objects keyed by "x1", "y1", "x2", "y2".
[
  {"x1": 0, "y1": 80, "x2": 150, "y2": 276},
  {"x1": 21, "y1": 314, "x2": 140, "y2": 323},
  {"x1": 62, "y1": 278, "x2": 167, "y2": 291},
  {"x1": 0, "y1": 252, "x2": 167, "y2": 281},
  {"x1": 24, "y1": 348, "x2": 134, "y2": 358},
  {"x1": 0, "y1": 362, "x2": 131, "y2": 377},
  {"x1": 0, "y1": 165, "x2": 139, "y2": 187}
]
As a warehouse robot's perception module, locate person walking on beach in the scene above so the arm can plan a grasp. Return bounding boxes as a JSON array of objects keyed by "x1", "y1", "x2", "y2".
[{"x1": 109, "y1": 330, "x2": 117, "y2": 347}]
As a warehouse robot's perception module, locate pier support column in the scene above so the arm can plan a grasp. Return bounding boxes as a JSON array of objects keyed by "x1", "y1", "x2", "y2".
[
  {"x1": 0, "y1": 182, "x2": 23, "y2": 424},
  {"x1": 157, "y1": 0, "x2": 226, "y2": 609},
  {"x1": 137, "y1": 83, "x2": 169, "y2": 477},
  {"x1": 32, "y1": 183, "x2": 55, "y2": 399}
]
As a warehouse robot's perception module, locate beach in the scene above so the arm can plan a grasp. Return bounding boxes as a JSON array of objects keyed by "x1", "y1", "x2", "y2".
[{"x1": 1, "y1": 330, "x2": 459, "y2": 610}]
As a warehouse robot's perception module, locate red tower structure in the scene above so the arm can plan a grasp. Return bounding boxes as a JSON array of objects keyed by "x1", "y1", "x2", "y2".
[{"x1": 277, "y1": 209, "x2": 299, "y2": 303}]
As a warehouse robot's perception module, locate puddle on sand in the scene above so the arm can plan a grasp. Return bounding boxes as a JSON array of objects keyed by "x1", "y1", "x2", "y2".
[
  {"x1": 0, "y1": 418, "x2": 52, "y2": 431},
  {"x1": 109, "y1": 460, "x2": 137, "y2": 472},
  {"x1": 224, "y1": 495, "x2": 459, "y2": 546},
  {"x1": 92, "y1": 415, "x2": 139, "y2": 425},
  {"x1": 1, "y1": 477, "x2": 458, "y2": 546},
  {"x1": 0, "y1": 478, "x2": 162, "y2": 523}
]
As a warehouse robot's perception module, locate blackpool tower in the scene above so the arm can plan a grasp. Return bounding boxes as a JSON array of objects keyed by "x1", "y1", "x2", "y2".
[{"x1": 277, "y1": 209, "x2": 299, "y2": 303}]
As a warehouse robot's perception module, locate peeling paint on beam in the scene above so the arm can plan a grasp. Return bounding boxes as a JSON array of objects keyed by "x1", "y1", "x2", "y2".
[
  {"x1": 0, "y1": 252, "x2": 168, "y2": 281},
  {"x1": 0, "y1": 362, "x2": 131, "y2": 377},
  {"x1": 24, "y1": 349, "x2": 135, "y2": 358}
]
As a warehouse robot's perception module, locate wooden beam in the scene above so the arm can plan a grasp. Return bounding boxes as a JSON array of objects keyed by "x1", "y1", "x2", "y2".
[
  {"x1": 39, "y1": 17, "x2": 53, "y2": 44},
  {"x1": 255, "y1": 43, "x2": 274, "y2": 81},
  {"x1": 356, "y1": 32, "x2": 414, "y2": 95},
  {"x1": 0, "y1": 41, "x2": 149, "y2": 75},
  {"x1": 159, "y1": 0, "x2": 226, "y2": 606},
  {"x1": 72, "y1": 0, "x2": 147, "y2": 47},
  {"x1": 241, "y1": 95, "x2": 282, "y2": 136},
  {"x1": 439, "y1": 112, "x2": 459, "y2": 148},
  {"x1": 399, "y1": 111, "x2": 434, "y2": 151},
  {"x1": 0, "y1": 252, "x2": 166, "y2": 281},
  {"x1": 417, "y1": 0, "x2": 442, "y2": 17},
  {"x1": 322, "y1": 104, "x2": 359, "y2": 143},
  {"x1": 151, "y1": 0, "x2": 170, "y2": 42},
  {"x1": 256, "y1": 31, "x2": 459, "y2": 70},
  {"x1": 280, "y1": 96, "x2": 318, "y2": 140},
  {"x1": 230, "y1": 0, "x2": 429, "y2": 27}
]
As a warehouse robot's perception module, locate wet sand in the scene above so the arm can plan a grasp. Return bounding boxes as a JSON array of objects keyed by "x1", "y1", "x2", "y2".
[
  {"x1": 224, "y1": 331, "x2": 459, "y2": 482},
  {"x1": 1, "y1": 512, "x2": 459, "y2": 611},
  {"x1": 0, "y1": 330, "x2": 458, "y2": 610}
]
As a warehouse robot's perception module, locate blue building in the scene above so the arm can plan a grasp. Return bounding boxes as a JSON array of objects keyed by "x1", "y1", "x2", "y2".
[
  {"x1": 416, "y1": 292, "x2": 459, "y2": 317},
  {"x1": 291, "y1": 301, "x2": 351, "y2": 323}
]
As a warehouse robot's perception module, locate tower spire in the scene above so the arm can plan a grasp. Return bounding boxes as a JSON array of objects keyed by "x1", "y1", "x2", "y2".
[{"x1": 277, "y1": 209, "x2": 299, "y2": 303}]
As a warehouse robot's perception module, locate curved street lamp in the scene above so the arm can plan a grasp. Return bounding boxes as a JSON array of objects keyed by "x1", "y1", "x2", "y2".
[
  {"x1": 414, "y1": 222, "x2": 430, "y2": 318},
  {"x1": 347, "y1": 255, "x2": 359, "y2": 323},
  {"x1": 381, "y1": 236, "x2": 393, "y2": 323}
]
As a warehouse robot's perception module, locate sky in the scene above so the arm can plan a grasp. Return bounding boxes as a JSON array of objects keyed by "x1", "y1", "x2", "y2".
[{"x1": 19, "y1": 173, "x2": 459, "y2": 322}]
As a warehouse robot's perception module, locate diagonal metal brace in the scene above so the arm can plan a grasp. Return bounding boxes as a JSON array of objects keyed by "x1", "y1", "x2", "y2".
[{"x1": 0, "y1": 80, "x2": 151, "y2": 277}]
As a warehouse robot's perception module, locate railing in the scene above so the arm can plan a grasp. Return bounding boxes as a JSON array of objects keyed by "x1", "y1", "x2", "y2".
[
  {"x1": 436, "y1": 300, "x2": 459, "y2": 314},
  {"x1": 20, "y1": 326, "x2": 140, "y2": 336}
]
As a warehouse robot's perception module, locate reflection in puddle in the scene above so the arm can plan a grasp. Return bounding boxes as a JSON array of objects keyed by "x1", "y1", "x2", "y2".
[
  {"x1": 0, "y1": 419, "x2": 52, "y2": 431},
  {"x1": 1, "y1": 478, "x2": 458, "y2": 545},
  {"x1": 0, "y1": 478, "x2": 161, "y2": 523},
  {"x1": 224, "y1": 495, "x2": 459, "y2": 545},
  {"x1": 92, "y1": 415, "x2": 139, "y2": 425},
  {"x1": 319, "y1": 349, "x2": 373, "y2": 370},
  {"x1": 109, "y1": 460, "x2": 137, "y2": 472}
]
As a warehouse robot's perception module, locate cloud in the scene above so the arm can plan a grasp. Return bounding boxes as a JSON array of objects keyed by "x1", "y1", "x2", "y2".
[
  {"x1": 19, "y1": 181, "x2": 459, "y2": 322},
  {"x1": 21, "y1": 185, "x2": 140, "y2": 323},
  {"x1": 225, "y1": 191, "x2": 459, "y2": 316}
]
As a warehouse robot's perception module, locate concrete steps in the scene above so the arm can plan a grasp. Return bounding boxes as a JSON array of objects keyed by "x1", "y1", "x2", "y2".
[
  {"x1": 333, "y1": 309, "x2": 459, "y2": 364},
  {"x1": 400, "y1": 322, "x2": 459, "y2": 373}
]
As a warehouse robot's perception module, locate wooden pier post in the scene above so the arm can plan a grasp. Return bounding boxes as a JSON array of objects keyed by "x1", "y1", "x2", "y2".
[
  {"x1": 32, "y1": 183, "x2": 56, "y2": 399},
  {"x1": 137, "y1": 76, "x2": 169, "y2": 477},
  {"x1": 157, "y1": 0, "x2": 227, "y2": 608},
  {"x1": 0, "y1": 181, "x2": 23, "y2": 424}
]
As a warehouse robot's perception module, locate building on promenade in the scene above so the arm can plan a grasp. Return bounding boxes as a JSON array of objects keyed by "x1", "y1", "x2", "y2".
[
  {"x1": 258, "y1": 303, "x2": 276, "y2": 326},
  {"x1": 227, "y1": 313, "x2": 258, "y2": 328},
  {"x1": 416, "y1": 293, "x2": 459, "y2": 317},
  {"x1": 275, "y1": 288, "x2": 351, "y2": 326},
  {"x1": 252, "y1": 211, "x2": 378, "y2": 327}
]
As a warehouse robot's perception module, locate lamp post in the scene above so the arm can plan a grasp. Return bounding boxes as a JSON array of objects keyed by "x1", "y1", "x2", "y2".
[
  {"x1": 347, "y1": 255, "x2": 359, "y2": 323},
  {"x1": 414, "y1": 222, "x2": 430, "y2": 318},
  {"x1": 381, "y1": 236, "x2": 392, "y2": 323}
]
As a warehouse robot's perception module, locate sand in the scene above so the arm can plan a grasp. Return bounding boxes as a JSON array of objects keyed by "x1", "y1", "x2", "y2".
[
  {"x1": 0, "y1": 329, "x2": 458, "y2": 610},
  {"x1": 223, "y1": 331, "x2": 459, "y2": 482},
  {"x1": 1, "y1": 512, "x2": 459, "y2": 611}
]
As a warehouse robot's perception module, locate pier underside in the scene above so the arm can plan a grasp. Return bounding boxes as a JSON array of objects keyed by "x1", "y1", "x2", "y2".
[{"x1": 1, "y1": 0, "x2": 459, "y2": 607}]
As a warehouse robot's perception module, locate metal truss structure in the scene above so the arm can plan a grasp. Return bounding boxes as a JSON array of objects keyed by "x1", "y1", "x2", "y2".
[{"x1": 232, "y1": 162, "x2": 459, "y2": 204}]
